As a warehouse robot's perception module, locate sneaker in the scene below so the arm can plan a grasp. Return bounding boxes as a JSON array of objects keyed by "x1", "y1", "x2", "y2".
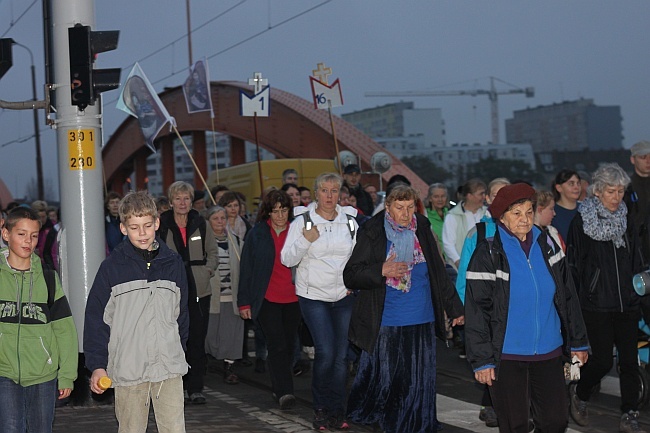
[
  {"x1": 189, "y1": 392, "x2": 206, "y2": 405},
  {"x1": 224, "y1": 362, "x2": 239, "y2": 385},
  {"x1": 328, "y1": 413, "x2": 350, "y2": 430},
  {"x1": 313, "y1": 408, "x2": 328, "y2": 431},
  {"x1": 569, "y1": 383, "x2": 589, "y2": 426},
  {"x1": 278, "y1": 394, "x2": 296, "y2": 410},
  {"x1": 479, "y1": 406, "x2": 498, "y2": 428},
  {"x1": 183, "y1": 390, "x2": 190, "y2": 404},
  {"x1": 620, "y1": 411, "x2": 647, "y2": 433}
]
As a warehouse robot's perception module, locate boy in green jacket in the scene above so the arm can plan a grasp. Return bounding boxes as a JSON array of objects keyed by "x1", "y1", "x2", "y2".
[{"x1": 0, "y1": 207, "x2": 78, "y2": 432}]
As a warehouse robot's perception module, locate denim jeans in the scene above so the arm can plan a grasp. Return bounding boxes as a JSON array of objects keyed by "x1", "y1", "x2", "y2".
[
  {"x1": 298, "y1": 294, "x2": 354, "y2": 415},
  {"x1": 0, "y1": 376, "x2": 57, "y2": 433}
]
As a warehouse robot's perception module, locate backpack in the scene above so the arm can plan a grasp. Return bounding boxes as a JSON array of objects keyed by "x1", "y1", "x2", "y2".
[
  {"x1": 43, "y1": 268, "x2": 57, "y2": 309},
  {"x1": 301, "y1": 211, "x2": 356, "y2": 239},
  {"x1": 475, "y1": 222, "x2": 496, "y2": 266}
]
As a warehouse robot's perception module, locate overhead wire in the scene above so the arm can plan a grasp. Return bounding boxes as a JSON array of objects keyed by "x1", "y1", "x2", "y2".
[
  {"x1": 104, "y1": 0, "x2": 334, "y2": 104},
  {"x1": 0, "y1": 0, "x2": 39, "y2": 37}
]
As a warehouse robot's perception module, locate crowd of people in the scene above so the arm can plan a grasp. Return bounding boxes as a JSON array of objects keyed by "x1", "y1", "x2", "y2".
[{"x1": 1, "y1": 141, "x2": 649, "y2": 433}]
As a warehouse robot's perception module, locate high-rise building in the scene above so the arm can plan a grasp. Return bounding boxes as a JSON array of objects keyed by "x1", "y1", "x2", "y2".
[
  {"x1": 342, "y1": 102, "x2": 446, "y2": 158},
  {"x1": 145, "y1": 132, "x2": 273, "y2": 196},
  {"x1": 505, "y1": 98, "x2": 623, "y2": 153}
]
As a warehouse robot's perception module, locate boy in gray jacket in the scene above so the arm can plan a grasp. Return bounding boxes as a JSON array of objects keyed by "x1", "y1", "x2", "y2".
[{"x1": 84, "y1": 191, "x2": 189, "y2": 433}]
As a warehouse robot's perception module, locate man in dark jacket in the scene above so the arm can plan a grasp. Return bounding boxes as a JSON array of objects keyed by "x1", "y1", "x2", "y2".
[
  {"x1": 343, "y1": 164, "x2": 374, "y2": 216},
  {"x1": 624, "y1": 140, "x2": 650, "y2": 268}
]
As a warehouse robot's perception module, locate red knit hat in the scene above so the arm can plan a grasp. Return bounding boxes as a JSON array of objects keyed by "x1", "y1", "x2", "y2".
[{"x1": 488, "y1": 183, "x2": 536, "y2": 219}]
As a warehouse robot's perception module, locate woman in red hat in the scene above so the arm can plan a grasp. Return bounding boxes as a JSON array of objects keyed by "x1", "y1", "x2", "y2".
[{"x1": 465, "y1": 183, "x2": 589, "y2": 433}]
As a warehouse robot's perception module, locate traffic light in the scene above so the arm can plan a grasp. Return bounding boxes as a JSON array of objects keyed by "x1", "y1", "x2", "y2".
[
  {"x1": 0, "y1": 38, "x2": 13, "y2": 80},
  {"x1": 68, "y1": 24, "x2": 121, "y2": 110}
]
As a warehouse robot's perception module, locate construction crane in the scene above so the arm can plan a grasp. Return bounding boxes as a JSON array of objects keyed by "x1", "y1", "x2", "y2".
[{"x1": 365, "y1": 76, "x2": 534, "y2": 145}]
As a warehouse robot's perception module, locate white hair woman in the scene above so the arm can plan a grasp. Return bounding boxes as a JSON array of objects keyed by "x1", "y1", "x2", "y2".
[{"x1": 567, "y1": 163, "x2": 647, "y2": 432}]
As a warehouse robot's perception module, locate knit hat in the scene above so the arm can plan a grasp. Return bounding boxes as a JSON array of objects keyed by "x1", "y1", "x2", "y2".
[
  {"x1": 631, "y1": 140, "x2": 650, "y2": 157},
  {"x1": 488, "y1": 183, "x2": 536, "y2": 219}
]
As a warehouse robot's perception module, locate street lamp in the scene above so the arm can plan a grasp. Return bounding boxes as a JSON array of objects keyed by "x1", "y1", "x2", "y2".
[{"x1": 12, "y1": 40, "x2": 44, "y2": 200}]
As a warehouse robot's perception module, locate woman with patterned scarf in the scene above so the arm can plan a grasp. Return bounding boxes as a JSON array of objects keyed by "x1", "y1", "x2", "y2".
[
  {"x1": 567, "y1": 163, "x2": 647, "y2": 433},
  {"x1": 344, "y1": 184, "x2": 464, "y2": 433}
]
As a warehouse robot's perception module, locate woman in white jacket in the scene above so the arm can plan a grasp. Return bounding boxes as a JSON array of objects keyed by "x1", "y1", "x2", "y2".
[{"x1": 281, "y1": 172, "x2": 358, "y2": 430}]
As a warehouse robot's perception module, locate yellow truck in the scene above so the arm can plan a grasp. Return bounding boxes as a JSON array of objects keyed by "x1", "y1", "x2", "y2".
[{"x1": 206, "y1": 158, "x2": 337, "y2": 213}]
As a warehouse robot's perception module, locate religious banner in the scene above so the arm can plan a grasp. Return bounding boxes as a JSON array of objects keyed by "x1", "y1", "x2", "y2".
[
  {"x1": 309, "y1": 62, "x2": 343, "y2": 109},
  {"x1": 183, "y1": 58, "x2": 213, "y2": 115},
  {"x1": 116, "y1": 63, "x2": 175, "y2": 152},
  {"x1": 240, "y1": 72, "x2": 270, "y2": 117}
]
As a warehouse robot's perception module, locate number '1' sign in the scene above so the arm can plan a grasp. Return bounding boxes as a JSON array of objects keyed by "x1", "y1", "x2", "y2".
[{"x1": 67, "y1": 129, "x2": 96, "y2": 170}]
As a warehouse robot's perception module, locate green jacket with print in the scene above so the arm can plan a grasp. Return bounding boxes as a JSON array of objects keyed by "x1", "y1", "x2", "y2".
[{"x1": 0, "y1": 249, "x2": 78, "y2": 389}]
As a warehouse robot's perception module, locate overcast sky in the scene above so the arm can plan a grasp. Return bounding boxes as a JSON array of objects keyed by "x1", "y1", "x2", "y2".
[{"x1": 1, "y1": 0, "x2": 648, "y2": 200}]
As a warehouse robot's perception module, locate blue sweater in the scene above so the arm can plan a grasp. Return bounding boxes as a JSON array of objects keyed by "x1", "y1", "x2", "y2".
[{"x1": 499, "y1": 226, "x2": 562, "y2": 356}]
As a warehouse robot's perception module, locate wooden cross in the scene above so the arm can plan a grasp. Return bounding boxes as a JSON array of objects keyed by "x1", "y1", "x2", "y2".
[{"x1": 312, "y1": 63, "x2": 332, "y2": 85}]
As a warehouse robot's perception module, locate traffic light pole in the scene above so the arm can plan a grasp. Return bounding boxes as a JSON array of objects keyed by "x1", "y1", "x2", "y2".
[{"x1": 50, "y1": 0, "x2": 106, "y2": 404}]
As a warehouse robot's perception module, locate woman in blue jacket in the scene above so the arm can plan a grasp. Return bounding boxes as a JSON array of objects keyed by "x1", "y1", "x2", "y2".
[{"x1": 466, "y1": 183, "x2": 589, "y2": 433}]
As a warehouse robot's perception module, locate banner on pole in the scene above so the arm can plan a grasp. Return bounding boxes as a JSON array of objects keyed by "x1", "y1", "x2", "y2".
[
  {"x1": 116, "y1": 63, "x2": 175, "y2": 152},
  {"x1": 240, "y1": 72, "x2": 270, "y2": 117},
  {"x1": 183, "y1": 58, "x2": 213, "y2": 115}
]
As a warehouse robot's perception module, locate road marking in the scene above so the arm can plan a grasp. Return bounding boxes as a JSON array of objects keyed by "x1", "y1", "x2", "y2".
[{"x1": 437, "y1": 394, "x2": 581, "y2": 432}]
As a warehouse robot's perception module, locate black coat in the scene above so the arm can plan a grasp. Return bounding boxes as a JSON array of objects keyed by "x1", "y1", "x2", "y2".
[
  {"x1": 237, "y1": 221, "x2": 277, "y2": 320},
  {"x1": 465, "y1": 228, "x2": 589, "y2": 376},
  {"x1": 566, "y1": 213, "x2": 644, "y2": 313},
  {"x1": 343, "y1": 211, "x2": 463, "y2": 353}
]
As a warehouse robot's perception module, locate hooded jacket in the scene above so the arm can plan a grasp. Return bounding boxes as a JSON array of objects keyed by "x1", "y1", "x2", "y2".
[
  {"x1": 83, "y1": 239, "x2": 189, "y2": 387},
  {"x1": 0, "y1": 250, "x2": 78, "y2": 389}
]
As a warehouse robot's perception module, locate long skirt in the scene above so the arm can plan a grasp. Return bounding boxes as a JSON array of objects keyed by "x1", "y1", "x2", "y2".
[
  {"x1": 347, "y1": 322, "x2": 438, "y2": 433},
  {"x1": 205, "y1": 302, "x2": 244, "y2": 360}
]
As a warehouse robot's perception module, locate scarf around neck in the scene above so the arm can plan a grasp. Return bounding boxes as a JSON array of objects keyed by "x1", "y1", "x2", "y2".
[
  {"x1": 578, "y1": 196, "x2": 627, "y2": 248},
  {"x1": 383, "y1": 212, "x2": 425, "y2": 292}
]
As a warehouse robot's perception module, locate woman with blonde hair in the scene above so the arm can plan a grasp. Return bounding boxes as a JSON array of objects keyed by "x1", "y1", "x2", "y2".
[{"x1": 158, "y1": 181, "x2": 218, "y2": 404}]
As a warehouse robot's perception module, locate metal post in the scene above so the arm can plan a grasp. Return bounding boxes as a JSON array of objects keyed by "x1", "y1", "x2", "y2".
[
  {"x1": 50, "y1": 0, "x2": 106, "y2": 404},
  {"x1": 12, "y1": 42, "x2": 44, "y2": 200}
]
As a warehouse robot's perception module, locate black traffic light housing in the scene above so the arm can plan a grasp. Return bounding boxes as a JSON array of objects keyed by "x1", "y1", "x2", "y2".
[
  {"x1": 0, "y1": 38, "x2": 13, "y2": 80},
  {"x1": 68, "y1": 24, "x2": 121, "y2": 110}
]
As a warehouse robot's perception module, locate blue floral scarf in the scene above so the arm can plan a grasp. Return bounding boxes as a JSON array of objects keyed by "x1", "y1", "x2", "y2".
[{"x1": 384, "y1": 212, "x2": 425, "y2": 292}]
